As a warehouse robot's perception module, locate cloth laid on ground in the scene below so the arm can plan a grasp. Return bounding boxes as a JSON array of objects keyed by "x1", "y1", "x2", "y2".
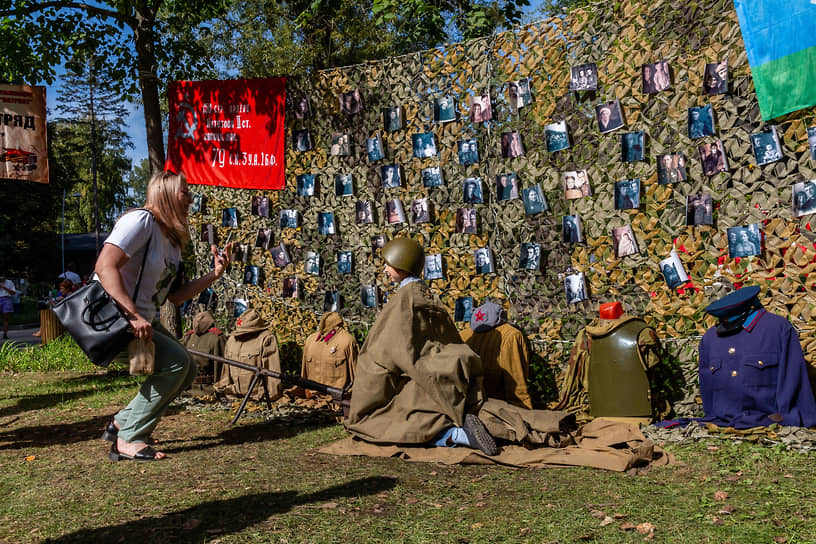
[{"x1": 321, "y1": 417, "x2": 669, "y2": 472}]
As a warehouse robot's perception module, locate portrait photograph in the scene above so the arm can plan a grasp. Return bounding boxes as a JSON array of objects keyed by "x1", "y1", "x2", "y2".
[
  {"x1": 659, "y1": 250, "x2": 689, "y2": 289},
  {"x1": 518, "y1": 243, "x2": 540, "y2": 271},
  {"x1": 615, "y1": 178, "x2": 641, "y2": 210},
  {"x1": 324, "y1": 291, "x2": 340, "y2": 311},
  {"x1": 304, "y1": 251, "x2": 320, "y2": 275},
  {"x1": 470, "y1": 94, "x2": 492, "y2": 123},
  {"x1": 279, "y1": 209, "x2": 298, "y2": 229},
  {"x1": 293, "y1": 129, "x2": 312, "y2": 152},
  {"x1": 703, "y1": 60, "x2": 728, "y2": 95},
  {"x1": 271, "y1": 243, "x2": 291, "y2": 268},
  {"x1": 569, "y1": 63, "x2": 598, "y2": 91},
  {"x1": 356, "y1": 200, "x2": 374, "y2": 224},
  {"x1": 254, "y1": 227, "x2": 271, "y2": 250},
  {"x1": 366, "y1": 133, "x2": 385, "y2": 162},
  {"x1": 596, "y1": 100, "x2": 624, "y2": 133},
  {"x1": 612, "y1": 225, "x2": 639, "y2": 258},
  {"x1": 243, "y1": 265, "x2": 260, "y2": 286},
  {"x1": 544, "y1": 120, "x2": 570, "y2": 152},
  {"x1": 808, "y1": 126, "x2": 816, "y2": 161},
  {"x1": 564, "y1": 170, "x2": 591, "y2": 199},
  {"x1": 335, "y1": 173, "x2": 354, "y2": 197},
  {"x1": 410, "y1": 198, "x2": 430, "y2": 224},
  {"x1": 792, "y1": 181, "x2": 816, "y2": 218},
  {"x1": 501, "y1": 130, "x2": 525, "y2": 158},
  {"x1": 496, "y1": 173, "x2": 519, "y2": 201},
  {"x1": 434, "y1": 95, "x2": 457, "y2": 123},
  {"x1": 340, "y1": 88, "x2": 363, "y2": 115},
  {"x1": 455, "y1": 208, "x2": 478, "y2": 234},
  {"x1": 422, "y1": 166, "x2": 444, "y2": 188},
  {"x1": 454, "y1": 296, "x2": 474, "y2": 322},
  {"x1": 699, "y1": 140, "x2": 729, "y2": 176},
  {"x1": 686, "y1": 193, "x2": 713, "y2": 225},
  {"x1": 337, "y1": 251, "x2": 353, "y2": 274},
  {"x1": 562, "y1": 214, "x2": 583, "y2": 244},
  {"x1": 564, "y1": 272, "x2": 587, "y2": 304},
  {"x1": 296, "y1": 173, "x2": 316, "y2": 196},
  {"x1": 657, "y1": 152, "x2": 687, "y2": 185},
  {"x1": 621, "y1": 131, "x2": 645, "y2": 162},
  {"x1": 221, "y1": 207, "x2": 238, "y2": 228},
  {"x1": 750, "y1": 126, "x2": 782, "y2": 166},
  {"x1": 330, "y1": 133, "x2": 351, "y2": 156},
  {"x1": 474, "y1": 247, "x2": 495, "y2": 274},
  {"x1": 383, "y1": 106, "x2": 402, "y2": 132},
  {"x1": 412, "y1": 132, "x2": 437, "y2": 158},
  {"x1": 283, "y1": 277, "x2": 299, "y2": 299},
  {"x1": 424, "y1": 254, "x2": 443, "y2": 280},
  {"x1": 201, "y1": 223, "x2": 215, "y2": 245},
  {"x1": 197, "y1": 288, "x2": 214, "y2": 310},
  {"x1": 381, "y1": 164, "x2": 402, "y2": 189},
  {"x1": 521, "y1": 185, "x2": 548, "y2": 216},
  {"x1": 508, "y1": 77, "x2": 533, "y2": 111},
  {"x1": 235, "y1": 243, "x2": 250, "y2": 264},
  {"x1": 233, "y1": 298, "x2": 249, "y2": 318},
  {"x1": 688, "y1": 104, "x2": 715, "y2": 139},
  {"x1": 370, "y1": 234, "x2": 387, "y2": 253},
  {"x1": 458, "y1": 138, "x2": 479, "y2": 166},
  {"x1": 463, "y1": 177, "x2": 483, "y2": 204},
  {"x1": 385, "y1": 199, "x2": 405, "y2": 225},
  {"x1": 361, "y1": 285, "x2": 378, "y2": 308},
  {"x1": 727, "y1": 224, "x2": 762, "y2": 258},
  {"x1": 251, "y1": 195, "x2": 269, "y2": 217},
  {"x1": 190, "y1": 193, "x2": 205, "y2": 214},
  {"x1": 293, "y1": 96, "x2": 311, "y2": 119},
  {"x1": 642, "y1": 60, "x2": 671, "y2": 94},
  {"x1": 317, "y1": 212, "x2": 336, "y2": 235}
]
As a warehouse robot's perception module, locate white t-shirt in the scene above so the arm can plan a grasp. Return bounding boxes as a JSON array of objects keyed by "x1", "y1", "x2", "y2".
[
  {"x1": 59, "y1": 270, "x2": 81, "y2": 284},
  {"x1": 0, "y1": 279, "x2": 14, "y2": 298},
  {"x1": 98, "y1": 210, "x2": 182, "y2": 320}
]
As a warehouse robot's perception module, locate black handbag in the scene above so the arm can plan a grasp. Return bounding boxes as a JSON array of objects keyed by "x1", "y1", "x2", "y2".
[{"x1": 54, "y1": 235, "x2": 151, "y2": 367}]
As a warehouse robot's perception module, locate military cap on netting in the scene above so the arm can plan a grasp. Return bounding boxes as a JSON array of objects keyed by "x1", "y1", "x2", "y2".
[{"x1": 703, "y1": 286, "x2": 762, "y2": 320}]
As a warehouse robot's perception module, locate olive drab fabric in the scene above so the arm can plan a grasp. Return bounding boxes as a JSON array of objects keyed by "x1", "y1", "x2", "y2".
[
  {"x1": 214, "y1": 310, "x2": 282, "y2": 401},
  {"x1": 345, "y1": 281, "x2": 486, "y2": 444},
  {"x1": 181, "y1": 311, "x2": 225, "y2": 380},
  {"x1": 301, "y1": 312, "x2": 358, "y2": 397}
]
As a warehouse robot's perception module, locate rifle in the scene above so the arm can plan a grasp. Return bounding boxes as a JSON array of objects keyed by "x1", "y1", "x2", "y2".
[{"x1": 187, "y1": 348, "x2": 351, "y2": 426}]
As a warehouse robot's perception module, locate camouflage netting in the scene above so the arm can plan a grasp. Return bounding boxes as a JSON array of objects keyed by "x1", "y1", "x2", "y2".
[{"x1": 189, "y1": 0, "x2": 816, "y2": 412}]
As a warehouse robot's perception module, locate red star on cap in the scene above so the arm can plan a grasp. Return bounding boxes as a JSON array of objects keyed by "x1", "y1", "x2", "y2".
[
  {"x1": 236, "y1": 318, "x2": 243, "y2": 326},
  {"x1": 474, "y1": 309, "x2": 486, "y2": 322}
]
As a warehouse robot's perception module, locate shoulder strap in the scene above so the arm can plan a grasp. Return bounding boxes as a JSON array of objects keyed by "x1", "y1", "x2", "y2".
[{"x1": 131, "y1": 209, "x2": 154, "y2": 302}]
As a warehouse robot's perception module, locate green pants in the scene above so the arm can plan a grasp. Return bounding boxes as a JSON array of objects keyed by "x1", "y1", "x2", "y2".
[{"x1": 114, "y1": 324, "x2": 197, "y2": 443}]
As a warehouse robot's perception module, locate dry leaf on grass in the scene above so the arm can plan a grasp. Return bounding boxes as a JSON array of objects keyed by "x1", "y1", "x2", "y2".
[
  {"x1": 600, "y1": 516, "x2": 614, "y2": 526},
  {"x1": 718, "y1": 505, "x2": 735, "y2": 514},
  {"x1": 590, "y1": 509, "x2": 606, "y2": 519},
  {"x1": 773, "y1": 537, "x2": 787, "y2": 543},
  {"x1": 713, "y1": 490, "x2": 729, "y2": 501},
  {"x1": 636, "y1": 522, "x2": 655, "y2": 535},
  {"x1": 620, "y1": 522, "x2": 636, "y2": 531}
]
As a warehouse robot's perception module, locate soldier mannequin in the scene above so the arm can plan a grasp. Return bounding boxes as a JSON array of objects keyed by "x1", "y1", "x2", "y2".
[
  {"x1": 181, "y1": 311, "x2": 225, "y2": 387},
  {"x1": 297, "y1": 312, "x2": 358, "y2": 400}
]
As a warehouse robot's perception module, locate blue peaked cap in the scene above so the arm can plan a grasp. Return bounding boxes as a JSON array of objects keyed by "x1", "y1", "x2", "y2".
[{"x1": 703, "y1": 286, "x2": 762, "y2": 320}]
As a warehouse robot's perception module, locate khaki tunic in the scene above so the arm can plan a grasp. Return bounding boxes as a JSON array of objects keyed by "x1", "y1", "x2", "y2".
[
  {"x1": 215, "y1": 330, "x2": 282, "y2": 401},
  {"x1": 301, "y1": 312, "x2": 358, "y2": 397}
]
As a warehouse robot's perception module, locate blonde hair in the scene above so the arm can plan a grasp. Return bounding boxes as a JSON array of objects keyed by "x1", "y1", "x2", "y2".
[{"x1": 143, "y1": 171, "x2": 191, "y2": 248}]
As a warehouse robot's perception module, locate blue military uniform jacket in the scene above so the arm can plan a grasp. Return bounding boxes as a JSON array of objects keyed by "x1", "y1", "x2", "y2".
[{"x1": 698, "y1": 310, "x2": 816, "y2": 429}]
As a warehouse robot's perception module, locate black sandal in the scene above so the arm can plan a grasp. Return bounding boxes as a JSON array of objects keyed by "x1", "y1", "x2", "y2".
[
  {"x1": 109, "y1": 442, "x2": 164, "y2": 462},
  {"x1": 102, "y1": 420, "x2": 155, "y2": 445}
]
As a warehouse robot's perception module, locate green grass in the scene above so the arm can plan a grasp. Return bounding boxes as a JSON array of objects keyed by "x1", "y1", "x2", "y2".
[{"x1": 0, "y1": 334, "x2": 97, "y2": 372}]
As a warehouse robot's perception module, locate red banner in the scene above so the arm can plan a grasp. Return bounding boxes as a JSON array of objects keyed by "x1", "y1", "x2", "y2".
[
  {"x1": 165, "y1": 78, "x2": 286, "y2": 190},
  {"x1": 0, "y1": 84, "x2": 49, "y2": 184}
]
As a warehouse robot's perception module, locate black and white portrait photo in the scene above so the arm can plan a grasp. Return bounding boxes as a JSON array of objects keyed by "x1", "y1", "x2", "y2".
[
  {"x1": 254, "y1": 227, "x2": 271, "y2": 250},
  {"x1": 659, "y1": 250, "x2": 688, "y2": 289},
  {"x1": 370, "y1": 234, "x2": 387, "y2": 253},
  {"x1": 221, "y1": 207, "x2": 238, "y2": 228},
  {"x1": 424, "y1": 254, "x2": 443, "y2": 280},
  {"x1": 235, "y1": 243, "x2": 250, "y2": 264},
  {"x1": 323, "y1": 291, "x2": 340, "y2": 311},
  {"x1": 703, "y1": 60, "x2": 728, "y2": 95},
  {"x1": 381, "y1": 164, "x2": 401, "y2": 189},
  {"x1": 201, "y1": 223, "x2": 215, "y2": 245},
  {"x1": 615, "y1": 178, "x2": 641, "y2": 210},
  {"x1": 562, "y1": 214, "x2": 583, "y2": 244},
  {"x1": 271, "y1": 243, "x2": 291, "y2": 268},
  {"x1": 727, "y1": 224, "x2": 762, "y2": 258},
  {"x1": 596, "y1": 100, "x2": 624, "y2": 133},
  {"x1": 330, "y1": 133, "x2": 351, "y2": 156},
  {"x1": 279, "y1": 209, "x2": 298, "y2": 229},
  {"x1": 361, "y1": 285, "x2": 378, "y2": 308},
  {"x1": 384, "y1": 106, "x2": 402, "y2": 132},
  {"x1": 521, "y1": 185, "x2": 548, "y2": 216},
  {"x1": 386, "y1": 199, "x2": 405, "y2": 225},
  {"x1": 434, "y1": 95, "x2": 457, "y2": 123},
  {"x1": 621, "y1": 131, "x2": 645, "y2": 162},
  {"x1": 243, "y1": 265, "x2": 260, "y2": 286},
  {"x1": 422, "y1": 166, "x2": 444, "y2": 188},
  {"x1": 335, "y1": 173, "x2": 354, "y2": 197},
  {"x1": 657, "y1": 152, "x2": 687, "y2": 185},
  {"x1": 564, "y1": 170, "x2": 591, "y2": 199},
  {"x1": 340, "y1": 89, "x2": 363, "y2": 115},
  {"x1": 412, "y1": 132, "x2": 437, "y2": 158},
  {"x1": 475, "y1": 247, "x2": 495, "y2": 274},
  {"x1": 699, "y1": 140, "x2": 729, "y2": 176},
  {"x1": 750, "y1": 126, "x2": 782, "y2": 165},
  {"x1": 458, "y1": 138, "x2": 479, "y2": 166},
  {"x1": 564, "y1": 272, "x2": 587, "y2": 304},
  {"x1": 304, "y1": 251, "x2": 320, "y2": 275},
  {"x1": 337, "y1": 251, "x2": 353, "y2": 274},
  {"x1": 496, "y1": 173, "x2": 519, "y2": 201},
  {"x1": 612, "y1": 225, "x2": 638, "y2": 258},
  {"x1": 282, "y1": 277, "x2": 299, "y2": 299},
  {"x1": 501, "y1": 130, "x2": 525, "y2": 158},
  {"x1": 454, "y1": 296, "x2": 474, "y2": 322},
  {"x1": 455, "y1": 208, "x2": 477, "y2": 234},
  {"x1": 569, "y1": 63, "x2": 598, "y2": 91},
  {"x1": 519, "y1": 243, "x2": 540, "y2": 271},
  {"x1": 251, "y1": 195, "x2": 269, "y2": 217},
  {"x1": 686, "y1": 193, "x2": 713, "y2": 225},
  {"x1": 296, "y1": 174, "x2": 316, "y2": 196},
  {"x1": 808, "y1": 127, "x2": 816, "y2": 161},
  {"x1": 544, "y1": 120, "x2": 570, "y2": 152},
  {"x1": 366, "y1": 133, "x2": 384, "y2": 162},
  {"x1": 191, "y1": 193, "x2": 205, "y2": 214},
  {"x1": 410, "y1": 198, "x2": 430, "y2": 224},
  {"x1": 294, "y1": 96, "x2": 311, "y2": 119},
  {"x1": 356, "y1": 200, "x2": 374, "y2": 224},
  {"x1": 470, "y1": 94, "x2": 492, "y2": 123},
  {"x1": 642, "y1": 60, "x2": 671, "y2": 94},
  {"x1": 463, "y1": 177, "x2": 483, "y2": 204},
  {"x1": 293, "y1": 129, "x2": 312, "y2": 152},
  {"x1": 318, "y1": 212, "x2": 336, "y2": 235},
  {"x1": 233, "y1": 298, "x2": 249, "y2": 318},
  {"x1": 688, "y1": 104, "x2": 715, "y2": 139},
  {"x1": 792, "y1": 181, "x2": 816, "y2": 217},
  {"x1": 508, "y1": 77, "x2": 533, "y2": 111}
]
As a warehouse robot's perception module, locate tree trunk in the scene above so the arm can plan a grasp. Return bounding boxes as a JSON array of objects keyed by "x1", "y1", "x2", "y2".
[
  {"x1": 160, "y1": 299, "x2": 182, "y2": 339},
  {"x1": 133, "y1": 9, "x2": 165, "y2": 175}
]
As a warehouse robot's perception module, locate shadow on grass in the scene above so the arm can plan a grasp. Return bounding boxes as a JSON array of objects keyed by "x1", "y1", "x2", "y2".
[
  {"x1": 44, "y1": 476, "x2": 397, "y2": 543},
  {"x1": 0, "y1": 413, "x2": 112, "y2": 451}
]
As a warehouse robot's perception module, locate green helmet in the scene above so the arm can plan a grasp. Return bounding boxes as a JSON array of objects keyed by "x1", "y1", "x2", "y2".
[{"x1": 383, "y1": 237, "x2": 425, "y2": 276}]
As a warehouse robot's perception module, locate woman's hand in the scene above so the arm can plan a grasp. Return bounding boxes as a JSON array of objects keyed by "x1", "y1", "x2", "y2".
[
  {"x1": 127, "y1": 312, "x2": 153, "y2": 342},
  {"x1": 211, "y1": 243, "x2": 233, "y2": 279}
]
